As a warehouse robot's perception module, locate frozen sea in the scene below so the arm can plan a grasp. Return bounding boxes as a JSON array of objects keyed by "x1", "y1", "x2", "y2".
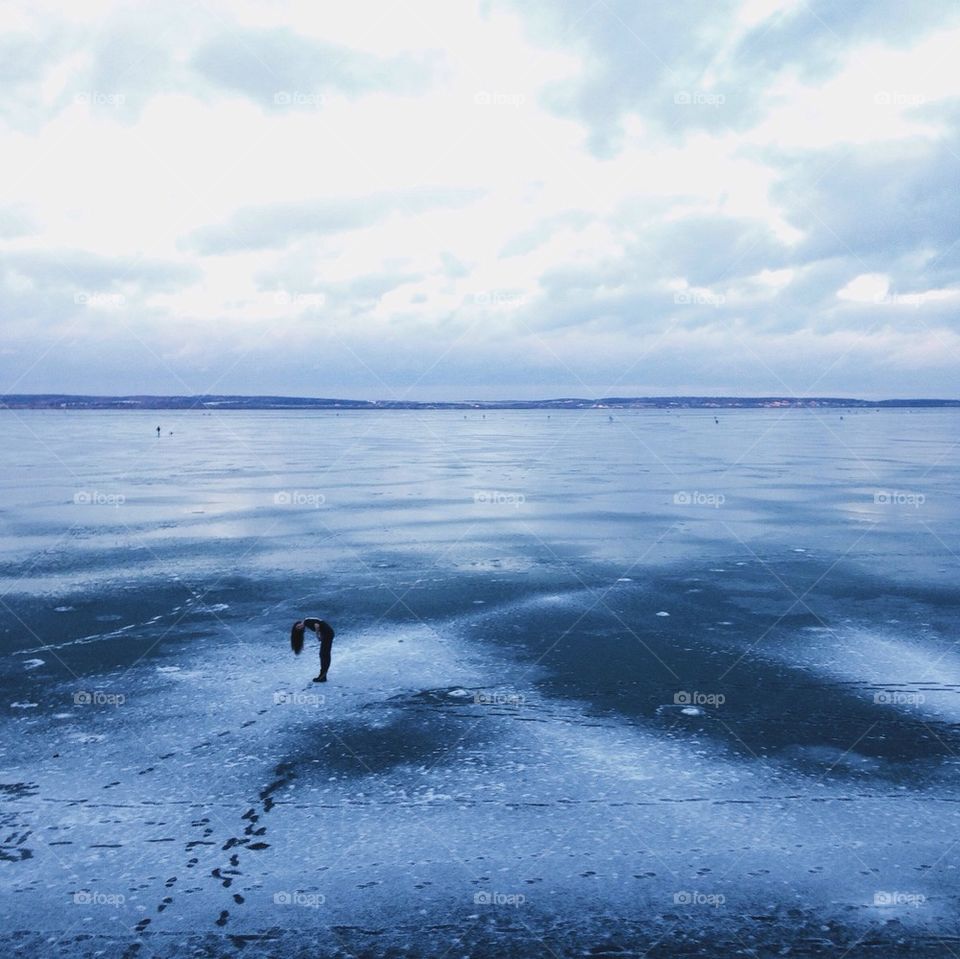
[{"x1": 1, "y1": 407, "x2": 959, "y2": 958}]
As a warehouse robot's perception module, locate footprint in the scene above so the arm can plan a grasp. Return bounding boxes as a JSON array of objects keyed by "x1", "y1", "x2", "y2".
[
  {"x1": 215, "y1": 910, "x2": 229, "y2": 927},
  {"x1": 165, "y1": 877, "x2": 177, "y2": 888},
  {"x1": 211, "y1": 867, "x2": 238, "y2": 888},
  {"x1": 157, "y1": 897, "x2": 173, "y2": 913},
  {"x1": 134, "y1": 918, "x2": 151, "y2": 933},
  {"x1": 233, "y1": 893, "x2": 245, "y2": 904}
]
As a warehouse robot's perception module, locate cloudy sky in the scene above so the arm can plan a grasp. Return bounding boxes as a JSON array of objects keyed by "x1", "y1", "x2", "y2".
[{"x1": 3, "y1": 0, "x2": 960, "y2": 400}]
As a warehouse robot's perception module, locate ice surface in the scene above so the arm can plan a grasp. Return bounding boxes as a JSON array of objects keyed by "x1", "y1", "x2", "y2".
[{"x1": 1, "y1": 408, "x2": 959, "y2": 957}]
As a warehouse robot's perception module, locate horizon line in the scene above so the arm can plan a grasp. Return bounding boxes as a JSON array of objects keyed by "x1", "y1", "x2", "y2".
[{"x1": 2, "y1": 392, "x2": 960, "y2": 409}]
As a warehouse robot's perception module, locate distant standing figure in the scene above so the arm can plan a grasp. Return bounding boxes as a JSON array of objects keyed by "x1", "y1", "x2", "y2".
[
  {"x1": 290, "y1": 618, "x2": 335, "y2": 682},
  {"x1": 156, "y1": 426, "x2": 161, "y2": 437}
]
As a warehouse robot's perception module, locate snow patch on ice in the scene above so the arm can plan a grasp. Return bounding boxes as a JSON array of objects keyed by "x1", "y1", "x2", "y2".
[
  {"x1": 656, "y1": 703, "x2": 708, "y2": 720},
  {"x1": 784, "y1": 745, "x2": 885, "y2": 773},
  {"x1": 771, "y1": 629, "x2": 960, "y2": 723},
  {"x1": 533, "y1": 593, "x2": 574, "y2": 607}
]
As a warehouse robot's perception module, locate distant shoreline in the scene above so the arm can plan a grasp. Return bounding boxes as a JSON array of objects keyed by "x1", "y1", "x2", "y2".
[{"x1": 2, "y1": 394, "x2": 959, "y2": 410}]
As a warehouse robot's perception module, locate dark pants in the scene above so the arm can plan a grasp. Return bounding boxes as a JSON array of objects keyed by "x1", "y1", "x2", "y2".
[{"x1": 318, "y1": 634, "x2": 333, "y2": 678}]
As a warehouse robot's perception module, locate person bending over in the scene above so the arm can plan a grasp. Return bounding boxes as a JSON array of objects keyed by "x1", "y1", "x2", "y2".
[{"x1": 290, "y1": 618, "x2": 335, "y2": 682}]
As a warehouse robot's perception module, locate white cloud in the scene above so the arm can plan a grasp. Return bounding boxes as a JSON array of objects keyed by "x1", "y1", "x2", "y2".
[{"x1": 837, "y1": 273, "x2": 890, "y2": 303}]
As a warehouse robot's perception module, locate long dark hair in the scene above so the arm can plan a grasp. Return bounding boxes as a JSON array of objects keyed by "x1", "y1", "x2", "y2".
[{"x1": 290, "y1": 621, "x2": 305, "y2": 655}]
